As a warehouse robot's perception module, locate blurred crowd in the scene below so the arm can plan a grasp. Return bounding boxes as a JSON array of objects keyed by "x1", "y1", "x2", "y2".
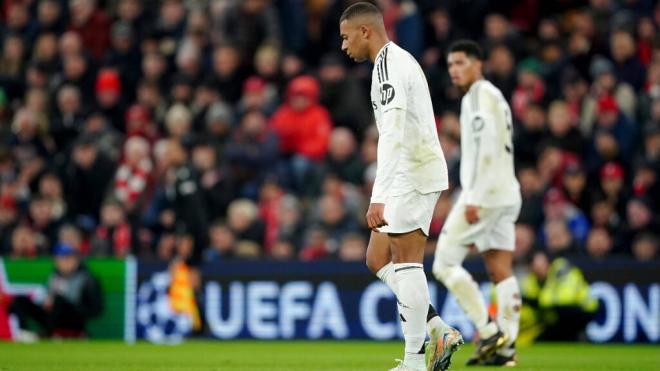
[{"x1": 0, "y1": 0, "x2": 659, "y2": 266}]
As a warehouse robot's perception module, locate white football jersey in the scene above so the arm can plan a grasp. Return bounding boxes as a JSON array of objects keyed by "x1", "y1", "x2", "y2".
[
  {"x1": 459, "y1": 79, "x2": 521, "y2": 207},
  {"x1": 369, "y1": 42, "x2": 448, "y2": 203}
]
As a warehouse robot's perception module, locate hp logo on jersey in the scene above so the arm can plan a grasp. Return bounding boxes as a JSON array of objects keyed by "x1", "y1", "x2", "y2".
[{"x1": 380, "y1": 83, "x2": 395, "y2": 105}]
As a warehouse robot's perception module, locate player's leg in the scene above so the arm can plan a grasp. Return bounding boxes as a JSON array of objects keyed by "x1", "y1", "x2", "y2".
[
  {"x1": 366, "y1": 230, "x2": 394, "y2": 286},
  {"x1": 480, "y1": 205, "x2": 522, "y2": 366},
  {"x1": 432, "y1": 204, "x2": 499, "y2": 340},
  {"x1": 388, "y1": 229, "x2": 462, "y2": 371},
  {"x1": 389, "y1": 229, "x2": 433, "y2": 370},
  {"x1": 367, "y1": 231, "x2": 443, "y2": 328}
]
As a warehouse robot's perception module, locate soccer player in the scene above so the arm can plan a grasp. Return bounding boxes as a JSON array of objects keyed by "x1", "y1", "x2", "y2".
[
  {"x1": 432, "y1": 40, "x2": 522, "y2": 367},
  {"x1": 339, "y1": 3, "x2": 462, "y2": 371}
]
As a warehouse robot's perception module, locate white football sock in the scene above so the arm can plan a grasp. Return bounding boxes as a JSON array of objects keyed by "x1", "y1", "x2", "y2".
[
  {"x1": 403, "y1": 353, "x2": 425, "y2": 370},
  {"x1": 426, "y1": 311, "x2": 450, "y2": 336},
  {"x1": 376, "y1": 262, "x2": 398, "y2": 296},
  {"x1": 495, "y1": 276, "x2": 521, "y2": 347},
  {"x1": 436, "y1": 265, "x2": 497, "y2": 339},
  {"x1": 379, "y1": 262, "x2": 448, "y2": 333},
  {"x1": 393, "y1": 263, "x2": 429, "y2": 366}
]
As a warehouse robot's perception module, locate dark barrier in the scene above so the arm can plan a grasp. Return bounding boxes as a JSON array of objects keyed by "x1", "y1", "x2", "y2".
[{"x1": 135, "y1": 259, "x2": 659, "y2": 343}]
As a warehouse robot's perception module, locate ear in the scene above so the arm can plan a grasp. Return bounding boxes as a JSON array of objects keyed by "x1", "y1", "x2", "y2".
[
  {"x1": 360, "y1": 24, "x2": 369, "y2": 38},
  {"x1": 474, "y1": 58, "x2": 483, "y2": 70}
]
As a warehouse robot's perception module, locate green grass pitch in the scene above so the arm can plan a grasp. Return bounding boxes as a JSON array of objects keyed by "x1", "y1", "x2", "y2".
[{"x1": 0, "y1": 341, "x2": 658, "y2": 370}]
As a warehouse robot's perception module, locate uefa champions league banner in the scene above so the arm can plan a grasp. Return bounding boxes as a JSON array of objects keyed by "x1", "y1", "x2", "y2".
[{"x1": 134, "y1": 259, "x2": 659, "y2": 344}]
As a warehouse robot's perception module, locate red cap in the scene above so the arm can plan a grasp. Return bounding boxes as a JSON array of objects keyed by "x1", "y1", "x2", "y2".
[
  {"x1": 544, "y1": 188, "x2": 566, "y2": 205},
  {"x1": 243, "y1": 76, "x2": 266, "y2": 94},
  {"x1": 287, "y1": 75, "x2": 320, "y2": 101},
  {"x1": 95, "y1": 69, "x2": 121, "y2": 95},
  {"x1": 600, "y1": 162, "x2": 624, "y2": 180},
  {"x1": 125, "y1": 104, "x2": 151, "y2": 123},
  {"x1": 597, "y1": 95, "x2": 619, "y2": 114}
]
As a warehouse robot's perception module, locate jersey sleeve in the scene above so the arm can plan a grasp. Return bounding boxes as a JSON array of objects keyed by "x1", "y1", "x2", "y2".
[
  {"x1": 370, "y1": 107, "x2": 405, "y2": 203},
  {"x1": 376, "y1": 51, "x2": 407, "y2": 112}
]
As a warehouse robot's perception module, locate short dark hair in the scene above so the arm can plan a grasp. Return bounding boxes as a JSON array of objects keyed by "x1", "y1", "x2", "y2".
[
  {"x1": 339, "y1": 1, "x2": 381, "y2": 23},
  {"x1": 448, "y1": 40, "x2": 484, "y2": 60}
]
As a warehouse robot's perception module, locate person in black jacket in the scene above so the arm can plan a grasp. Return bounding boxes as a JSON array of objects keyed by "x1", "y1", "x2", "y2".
[
  {"x1": 164, "y1": 139, "x2": 209, "y2": 262},
  {"x1": 8, "y1": 244, "x2": 103, "y2": 338}
]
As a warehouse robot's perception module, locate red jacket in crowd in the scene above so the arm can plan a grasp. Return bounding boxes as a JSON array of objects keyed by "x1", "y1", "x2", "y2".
[{"x1": 270, "y1": 76, "x2": 333, "y2": 161}]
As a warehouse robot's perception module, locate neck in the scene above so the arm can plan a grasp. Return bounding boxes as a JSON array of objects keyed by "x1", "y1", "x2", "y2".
[
  {"x1": 462, "y1": 75, "x2": 484, "y2": 93},
  {"x1": 368, "y1": 34, "x2": 390, "y2": 63}
]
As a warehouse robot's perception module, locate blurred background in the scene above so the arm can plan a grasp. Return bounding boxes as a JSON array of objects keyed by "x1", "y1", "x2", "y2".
[{"x1": 0, "y1": 0, "x2": 658, "y2": 346}]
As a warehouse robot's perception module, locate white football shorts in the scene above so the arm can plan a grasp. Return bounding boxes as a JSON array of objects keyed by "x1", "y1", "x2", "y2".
[
  {"x1": 435, "y1": 193, "x2": 521, "y2": 265},
  {"x1": 378, "y1": 190, "x2": 441, "y2": 236}
]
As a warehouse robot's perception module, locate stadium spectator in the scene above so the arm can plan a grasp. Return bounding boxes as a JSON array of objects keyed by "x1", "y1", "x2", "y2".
[
  {"x1": 208, "y1": 44, "x2": 247, "y2": 104},
  {"x1": 51, "y1": 85, "x2": 85, "y2": 152},
  {"x1": 519, "y1": 251, "x2": 598, "y2": 342},
  {"x1": 585, "y1": 227, "x2": 615, "y2": 260},
  {"x1": 631, "y1": 233, "x2": 659, "y2": 262},
  {"x1": 203, "y1": 222, "x2": 236, "y2": 263},
  {"x1": 338, "y1": 233, "x2": 366, "y2": 262},
  {"x1": 36, "y1": 0, "x2": 66, "y2": 36},
  {"x1": 610, "y1": 30, "x2": 646, "y2": 91},
  {"x1": 0, "y1": 194, "x2": 19, "y2": 255},
  {"x1": 318, "y1": 53, "x2": 371, "y2": 138},
  {"x1": 514, "y1": 223, "x2": 538, "y2": 265},
  {"x1": 10, "y1": 225, "x2": 41, "y2": 258},
  {"x1": 588, "y1": 96, "x2": 637, "y2": 170},
  {"x1": 597, "y1": 162, "x2": 629, "y2": 215},
  {"x1": 68, "y1": 0, "x2": 111, "y2": 60},
  {"x1": 95, "y1": 69, "x2": 126, "y2": 132},
  {"x1": 212, "y1": 0, "x2": 282, "y2": 64},
  {"x1": 618, "y1": 197, "x2": 659, "y2": 252},
  {"x1": 543, "y1": 188, "x2": 590, "y2": 245},
  {"x1": 581, "y1": 56, "x2": 636, "y2": 135},
  {"x1": 113, "y1": 136, "x2": 153, "y2": 211},
  {"x1": 514, "y1": 103, "x2": 546, "y2": 165},
  {"x1": 485, "y1": 43, "x2": 516, "y2": 102},
  {"x1": 546, "y1": 100, "x2": 585, "y2": 157},
  {"x1": 512, "y1": 60, "x2": 546, "y2": 121},
  {"x1": 238, "y1": 76, "x2": 278, "y2": 117},
  {"x1": 561, "y1": 162, "x2": 592, "y2": 215},
  {"x1": 543, "y1": 219, "x2": 582, "y2": 258},
  {"x1": 90, "y1": 199, "x2": 132, "y2": 258},
  {"x1": 191, "y1": 141, "x2": 235, "y2": 222},
  {"x1": 27, "y1": 196, "x2": 60, "y2": 251},
  {"x1": 589, "y1": 196, "x2": 621, "y2": 232},
  {"x1": 271, "y1": 194, "x2": 305, "y2": 252},
  {"x1": 62, "y1": 134, "x2": 116, "y2": 221},
  {"x1": 162, "y1": 139, "x2": 208, "y2": 259},
  {"x1": 8, "y1": 244, "x2": 103, "y2": 339},
  {"x1": 313, "y1": 194, "x2": 360, "y2": 257},
  {"x1": 224, "y1": 110, "x2": 279, "y2": 198},
  {"x1": 270, "y1": 239, "x2": 295, "y2": 260},
  {"x1": 227, "y1": 198, "x2": 264, "y2": 248},
  {"x1": 322, "y1": 128, "x2": 366, "y2": 186}
]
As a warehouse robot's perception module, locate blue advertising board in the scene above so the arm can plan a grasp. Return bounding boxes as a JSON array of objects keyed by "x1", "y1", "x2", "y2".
[{"x1": 135, "y1": 259, "x2": 659, "y2": 343}]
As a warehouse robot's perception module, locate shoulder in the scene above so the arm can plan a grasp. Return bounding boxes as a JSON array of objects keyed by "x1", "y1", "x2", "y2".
[
  {"x1": 474, "y1": 80, "x2": 506, "y2": 107},
  {"x1": 376, "y1": 43, "x2": 413, "y2": 79}
]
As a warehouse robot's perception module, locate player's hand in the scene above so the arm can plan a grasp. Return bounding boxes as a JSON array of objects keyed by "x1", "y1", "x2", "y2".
[
  {"x1": 366, "y1": 203, "x2": 388, "y2": 232},
  {"x1": 465, "y1": 205, "x2": 480, "y2": 224}
]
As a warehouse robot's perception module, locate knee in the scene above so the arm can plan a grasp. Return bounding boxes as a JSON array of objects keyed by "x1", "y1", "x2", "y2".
[
  {"x1": 432, "y1": 258, "x2": 454, "y2": 283},
  {"x1": 366, "y1": 256, "x2": 385, "y2": 275},
  {"x1": 487, "y1": 264, "x2": 512, "y2": 284}
]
